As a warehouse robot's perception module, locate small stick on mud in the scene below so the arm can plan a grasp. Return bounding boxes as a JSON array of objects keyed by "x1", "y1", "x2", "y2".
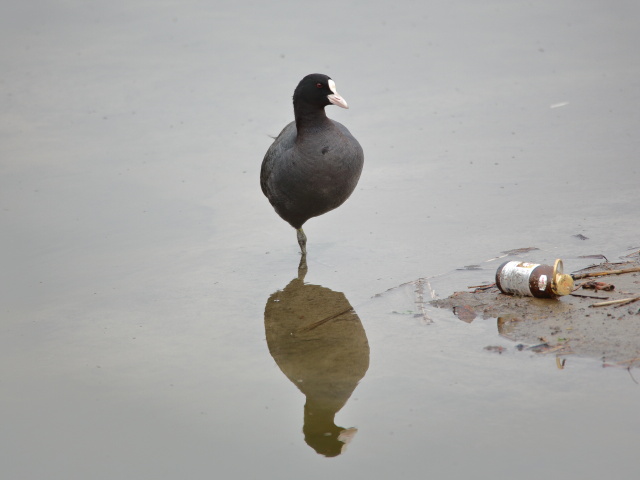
[
  {"x1": 467, "y1": 283, "x2": 496, "y2": 292},
  {"x1": 572, "y1": 266, "x2": 640, "y2": 280},
  {"x1": 590, "y1": 296, "x2": 640, "y2": 308},
  {"x1": 570, "y1": 292, "x2": 610, "y2": 300}
]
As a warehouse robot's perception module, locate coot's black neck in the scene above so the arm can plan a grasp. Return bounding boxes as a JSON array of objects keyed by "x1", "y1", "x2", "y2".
[{"x1": 293, "y1": 100, "x2": 332, "y2": 136}]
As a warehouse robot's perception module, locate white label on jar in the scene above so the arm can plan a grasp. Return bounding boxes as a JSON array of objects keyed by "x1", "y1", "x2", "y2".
[
  {"x1": 538, "y1": 274, "x2": 548, "y2": 292},
  {"x1": 499, "y1": 261, "x2": 537, "y2": 296}
]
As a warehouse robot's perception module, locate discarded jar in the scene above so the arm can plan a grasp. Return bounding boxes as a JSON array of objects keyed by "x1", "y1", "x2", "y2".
[{"x1": 495, "y1": 259, "x2": 574, "y2": 298}]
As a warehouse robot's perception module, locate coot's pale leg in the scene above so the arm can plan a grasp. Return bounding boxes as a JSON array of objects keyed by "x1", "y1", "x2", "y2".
[{"x1": 296, "y1": 228, "x2": 307, "y2": 255}]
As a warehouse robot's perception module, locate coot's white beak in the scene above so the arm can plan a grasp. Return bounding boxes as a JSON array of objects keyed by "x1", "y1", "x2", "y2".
[{"x1": 327, "y1": 78, "x2": 349, "y2": 109}]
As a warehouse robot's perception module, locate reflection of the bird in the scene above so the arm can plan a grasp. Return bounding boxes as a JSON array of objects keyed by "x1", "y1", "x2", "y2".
[{"x1": 264, "y1": 259, "x2": 370, "y2": 457}]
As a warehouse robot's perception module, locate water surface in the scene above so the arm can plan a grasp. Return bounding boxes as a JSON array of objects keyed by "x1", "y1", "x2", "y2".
[{"x1": 2, "y1": 1, "x2": 639, "y2": 479}]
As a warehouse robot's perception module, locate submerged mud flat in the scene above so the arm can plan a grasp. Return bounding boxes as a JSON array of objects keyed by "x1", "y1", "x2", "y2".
[{"x1": 431, "y1": 254, "x2": 640, "y2": 367}]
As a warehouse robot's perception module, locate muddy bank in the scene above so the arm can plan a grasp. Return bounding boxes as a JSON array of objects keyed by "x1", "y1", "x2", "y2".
[{"x1": 431, "y1": 255, "x2": 640, "y2": 367}]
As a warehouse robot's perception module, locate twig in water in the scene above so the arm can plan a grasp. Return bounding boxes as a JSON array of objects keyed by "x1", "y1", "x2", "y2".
[
  {"x1": 297, "y1": 307, "x2": 355, "y2": 332},
  {"x1": 572, "y1": 266, "x2": 640, "y2": 280},
  {"x1": 414, "y1": 278, "x2": 434, "y2": 324}
]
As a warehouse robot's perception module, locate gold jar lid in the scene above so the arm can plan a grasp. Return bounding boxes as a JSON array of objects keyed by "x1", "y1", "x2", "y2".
[{"x1": 551, "y1": 259, "x2": 574, "y2": 296}]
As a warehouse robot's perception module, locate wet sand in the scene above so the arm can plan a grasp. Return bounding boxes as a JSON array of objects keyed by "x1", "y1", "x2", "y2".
[{"x1": 431, "y1": 253, "x2": 640, "y2": 365}]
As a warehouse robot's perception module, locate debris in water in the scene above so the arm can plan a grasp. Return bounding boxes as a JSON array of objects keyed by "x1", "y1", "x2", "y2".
[
  {"x1": 484, "y1": 247, "x2": 539, "y2": 263},
  {"x1": 495, "y1": 259, "x2": 574, "y2": 298},
  {"x1": 578, "y1": 254, "x2": 607, "y2": 261},
  {"x1": 501, "y1": 247, "x2": 540, "y2": 256},
  {"x1": 484, "y1": 345, "x2": 506, "y2": 354}
]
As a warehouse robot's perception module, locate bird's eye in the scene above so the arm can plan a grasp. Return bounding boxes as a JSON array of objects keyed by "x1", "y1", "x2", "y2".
[{"x1": 316, "y1": 83, "x2": 323, "y2": 88}]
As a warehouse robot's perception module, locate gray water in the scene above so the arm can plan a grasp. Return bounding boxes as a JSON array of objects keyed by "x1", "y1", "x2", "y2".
[{"x1": 2, "y1": 1, "x2": 639, "y2": 479}]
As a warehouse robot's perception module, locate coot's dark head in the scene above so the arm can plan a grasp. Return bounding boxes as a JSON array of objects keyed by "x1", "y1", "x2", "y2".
[{"x1": 293, "y1": 73, "x2": 349, "y2": 110}]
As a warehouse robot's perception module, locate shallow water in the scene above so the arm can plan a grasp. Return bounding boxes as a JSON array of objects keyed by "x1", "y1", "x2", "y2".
[{"x1": 2, "y1": 1, "x2": 639, "y2": 478}]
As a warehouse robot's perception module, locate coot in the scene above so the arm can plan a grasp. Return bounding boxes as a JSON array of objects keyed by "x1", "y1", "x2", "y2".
[{"x1": 260, "y1": 73, "x2": 364, "y2": 255}]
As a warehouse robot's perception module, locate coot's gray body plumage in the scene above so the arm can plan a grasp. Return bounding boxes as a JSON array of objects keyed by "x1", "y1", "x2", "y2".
[{"x1": 260, "y1": 73, "x2": 364, "y2": 255}]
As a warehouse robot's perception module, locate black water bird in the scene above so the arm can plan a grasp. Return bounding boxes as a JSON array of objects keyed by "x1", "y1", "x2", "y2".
[{"x1": 260, "y1": 74, "x2": 364, "y2": 256}]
